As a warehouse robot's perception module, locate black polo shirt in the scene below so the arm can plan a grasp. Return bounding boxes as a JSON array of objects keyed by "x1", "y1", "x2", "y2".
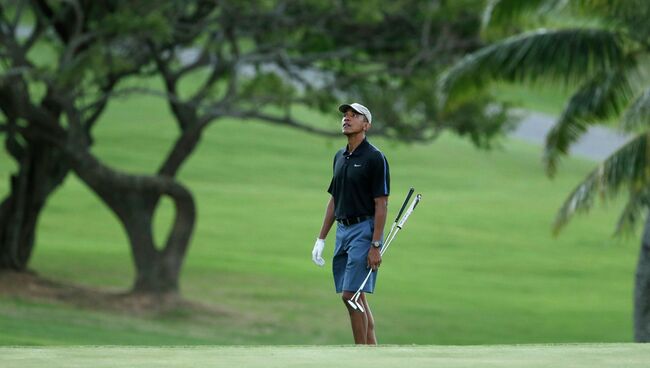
[{"x1": 327, "y1": 138, "x2": 390, "y2": 219}]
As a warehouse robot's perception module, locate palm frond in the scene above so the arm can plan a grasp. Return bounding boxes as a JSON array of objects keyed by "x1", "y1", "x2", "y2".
[
  {"x1": 565, "y1": 1, "x2": 650, "y2": 44},
  {"x1": 553, "y1": 132, "x2": 649, "y2": 234},
  {"x1": 437, "y1": 28, "x2": 626, "y2": 108},
  {"x1": 544, "y1": 69, "x2": 635, "y2": 176},
  {"x1": 614, "y1": 185, "x2": 650, "y2": 236},
  {"x1": 483, "y1": 0, "x2": 567, "y2": 29},
  {"x1": 570, "y1": 1, "x2": 650, "y2": 21},
  {"x1": 621, "y1": 87, "x2": 650, "y2": 133}
]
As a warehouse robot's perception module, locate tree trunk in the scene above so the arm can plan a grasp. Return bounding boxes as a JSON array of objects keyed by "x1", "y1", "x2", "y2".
[
  {"x1": 123, "y1": 192, "x2": 193, "y2": 294},
  {"x1": 69, "y1": 150, "x2": 195, "y2": 295},
  {"x1": 0, "y1": 142, "x2": 69, "y2": 270},
  {"x1": 634, "y1": 211, "x2": 650, "y2": 342}
]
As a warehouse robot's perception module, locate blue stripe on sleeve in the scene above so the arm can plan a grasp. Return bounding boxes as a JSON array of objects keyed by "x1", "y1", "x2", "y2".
[{"x1": 381, "y1": 152, "x2": 388, "y2": 195}]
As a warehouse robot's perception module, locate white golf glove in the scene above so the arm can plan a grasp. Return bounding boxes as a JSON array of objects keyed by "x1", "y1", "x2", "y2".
[{"x1": 312, "y1": 238, "x2": 326, "y2": 267}]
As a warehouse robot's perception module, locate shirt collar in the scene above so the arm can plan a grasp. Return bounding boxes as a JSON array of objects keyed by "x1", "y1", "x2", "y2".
[{"x1": 345, "y1": 138, "x2": 370, "y2": 156}]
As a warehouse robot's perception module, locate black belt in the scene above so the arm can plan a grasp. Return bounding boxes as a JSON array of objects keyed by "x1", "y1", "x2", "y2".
[{"x1": 336, "y1": 216, "x2": 372, "y2": 226}]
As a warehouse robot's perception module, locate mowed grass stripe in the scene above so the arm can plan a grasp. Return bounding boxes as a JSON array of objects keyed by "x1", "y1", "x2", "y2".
[{"x1": 1, "y1": 344, "x2": 649, "y2": 368}]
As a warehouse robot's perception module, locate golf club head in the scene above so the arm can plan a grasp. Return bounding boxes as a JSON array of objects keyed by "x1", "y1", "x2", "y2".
[
  {"x1": 347, "y1": 299, "x2": 359, "y2": 310},
  {"x1": 355, "y1": 300, "x2": 365, "y2": 313},
  {"x1": 352, "y1": 293, "x2": 365, "y2": 313}
]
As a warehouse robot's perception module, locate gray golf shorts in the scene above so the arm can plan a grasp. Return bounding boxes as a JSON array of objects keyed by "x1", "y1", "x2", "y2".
[{"x1": 333, "y1": 218, "x2": 378, "y2": 294}]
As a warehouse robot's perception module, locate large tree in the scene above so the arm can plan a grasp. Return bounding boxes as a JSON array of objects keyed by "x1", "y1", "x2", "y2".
[
  {"x1": 438, "y1": 0, "x2": 650, "y2": 341},
  {"x1": 1, "y1": 0, "x2": 511, "y2": 295},
  {"x1": 0, "y1": 0, "x2": 154, "y2": 270},
  {"x1": 0, "y1": 0, "x2": 188, "y2": 293}
]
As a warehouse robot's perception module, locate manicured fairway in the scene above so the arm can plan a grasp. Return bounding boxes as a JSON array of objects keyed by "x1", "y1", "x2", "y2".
[
  {"x1": 0, "y1": 86, "x2": 640, "y2": 345},
  {"x1": 1, "y1": 344, "x2": 648, "y2": 368}
]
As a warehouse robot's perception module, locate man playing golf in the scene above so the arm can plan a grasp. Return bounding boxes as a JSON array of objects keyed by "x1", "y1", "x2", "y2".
[{"x1": 312, "y1": 102, "x2": 390, "y2": 345}]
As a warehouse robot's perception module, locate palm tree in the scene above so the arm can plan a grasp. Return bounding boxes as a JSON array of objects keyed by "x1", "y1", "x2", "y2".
[{"x1": 438, "y1": 0, "x2": 650, "y2": 341}]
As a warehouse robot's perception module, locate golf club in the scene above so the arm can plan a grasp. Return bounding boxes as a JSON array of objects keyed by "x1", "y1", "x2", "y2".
[
  {"x1": 344, "y1": 189, "x2": 410, "y2": 311},
  {"x1": 347, "y1": 191, "x2": 422, "y2": 312}
]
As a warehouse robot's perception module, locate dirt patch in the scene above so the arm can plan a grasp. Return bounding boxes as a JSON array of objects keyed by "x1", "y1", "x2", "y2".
[{"x1": 0, "y1": 270, "x2": 233, "y2": 318}]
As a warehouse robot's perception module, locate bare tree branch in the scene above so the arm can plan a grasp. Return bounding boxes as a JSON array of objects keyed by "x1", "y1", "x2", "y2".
[
  {"x1": 82, "y1": 82, "x2": 215, "y2": 127},
  {"x1": 157, "y1": 119, "x2": 211, "y2": 178},
  {"x1": 23, "y1": 18, "x2": 44, "y2": 51},
  {"x1": 60, "y1": 31, "x2": 98, "y2": 68},
  {"x1": 30, "y1": 0, "x2": 59, "y2": 40},
  {"x1": 82, "y1": 60, "x2": 151, "y2": 131},
  {"x1": 82, "y1": 84, "x2": 115, "y2": 131},
  {"x1": 189, "y1": 57, "x2": 229, "y2": 104},
  {"x1": 148, "y1": 40, "x2": 178, "y2": 91},
  {"x1": 188, "y1": 33, "x2": 228, "y2": 103},
  {"x1": 61, "y1": 0, "x2": 84, "y2": 40},
  {"x1": 174, "y1": 29, "x2": 226, "y2": 79},
  {"x1": 238, "y1": 48, "x2": 355, "y2": 67},
  {"x1": 176, "y1": 49, "x2": 211, "y2": 77},
  {"x1": 0, "y1": 3, "x2": 12, "y2": 36},
  {"x1": 400, "y1": 18, "x2": 445, "y2": 77},
  {"x1": 224, "y1": 109, "x2": 339, "y2": 138},
  {"x1": 2, "y1": 114, "x2": 27, "y2": 161},
  {"x1": 0, "y1": 20, "x2": 34, "y2": 71},
  {"x1": 0, "y1": 66, "x2": 31, "y2": 80},
  {"x1": 10, "y1": 0, "x2": 26, "y2": 34},
  {"x1": 212, "y1": 26, "x2": 241, "y2": 109}
]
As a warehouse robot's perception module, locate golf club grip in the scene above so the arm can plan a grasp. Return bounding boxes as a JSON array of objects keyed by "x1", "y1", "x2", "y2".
[
  {"x1": 394, "y1": 188, "x2": 414, "y2": 223},
  {"x1": 412, "y1": 194, "x2": 422, "y2": 210},
  {"x1": 397, "y1": 195, "x2": 420, "y2": 227}
]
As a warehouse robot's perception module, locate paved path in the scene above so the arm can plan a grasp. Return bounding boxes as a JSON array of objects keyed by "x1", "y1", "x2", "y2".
[{"x1": 511, "y1": 111, "x2": 631, "y2": 161}]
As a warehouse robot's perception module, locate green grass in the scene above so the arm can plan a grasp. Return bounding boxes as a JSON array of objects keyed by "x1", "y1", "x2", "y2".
[
  {"x1": 0, "y1": 88, "x2": 640, "y2": 345},
  {"x1": 492, "y1": 82, "x2": 572, "y2": 115},
  {"x1": 1, "y1": 345, "x2": 649, "y2": 367}
]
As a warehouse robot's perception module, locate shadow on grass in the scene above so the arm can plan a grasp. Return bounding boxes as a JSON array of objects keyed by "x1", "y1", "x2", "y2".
[{"x1": 0, "y1": 270, "x2": 233, "y2": 319}]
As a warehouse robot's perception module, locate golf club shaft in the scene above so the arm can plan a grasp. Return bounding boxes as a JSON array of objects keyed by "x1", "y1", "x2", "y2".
[
  {"x1": 382, "y1": 188, "x2": 415, "y2": 257},
  {"x1": 394, "y1": 188, "x2": 414, "y2": 224},
  {"x1": 349, "y1": 194, "x2": 421, "y2": 302},
  {"x1": 350, "y1": 188, "x2": 412, "y2": 298},
  {"x1": 381, "y1": 194, "x2": 421, "y2": 256},
  {"x1": 350, "y1": 227, "x2": 405, "y2": 300},
  {"x1": 349, "y1": 225, "x2": 400, "y2": 303},
  {"x1": 377, "y1": 187, "x2": 413, "y2": 252},
  {"x1": 353, "y1": 226, "x2": 403, "y2": 299}
]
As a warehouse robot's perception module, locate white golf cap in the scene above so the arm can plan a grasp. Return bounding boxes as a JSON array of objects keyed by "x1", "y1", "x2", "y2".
[{"x1": 338, "y1": 102, "x2": 372, "y2": 124}]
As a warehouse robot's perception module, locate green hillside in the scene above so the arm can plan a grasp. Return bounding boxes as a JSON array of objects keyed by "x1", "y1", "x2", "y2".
[{"x1": 0, "y1": 93, "x2": 639, "y2": 345}]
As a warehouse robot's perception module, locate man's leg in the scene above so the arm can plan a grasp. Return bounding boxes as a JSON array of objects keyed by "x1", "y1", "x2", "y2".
[
  {"x1": 360, "y1": 293, "x2": 377, "y2": 345},
  {"x1": 342, "y1": 291, "x2": 367, "y2": 344},
  {"x1": 339, "y1": 219, "x2": 379, "y2": 344}
]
